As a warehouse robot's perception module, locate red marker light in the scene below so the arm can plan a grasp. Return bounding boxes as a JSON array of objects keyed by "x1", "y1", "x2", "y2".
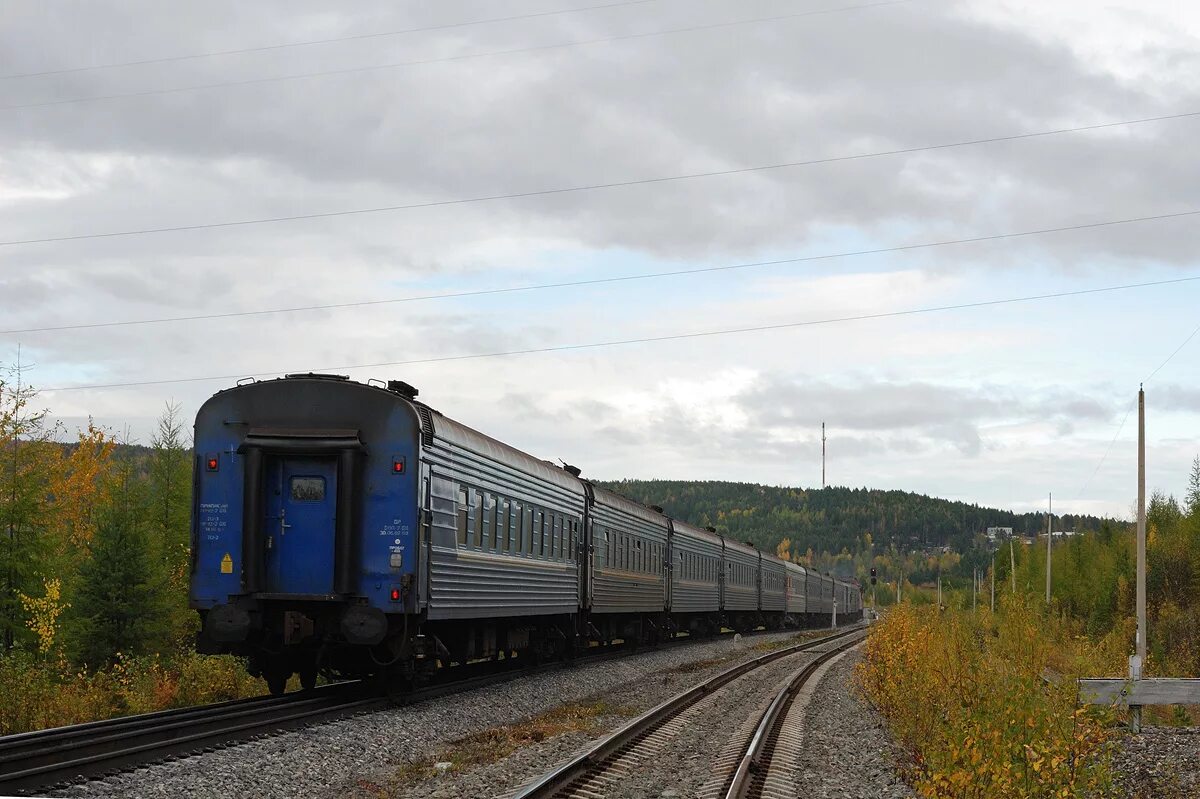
[
  {"x1": 389, "y1": 587, "x2": 401, "y2": 601},
  {"x1": 206, "y1": 456, "x2": 219, "y2": 472},
  {"x1": 392, "y1": 458, "x2": 405, "y2": 474}
]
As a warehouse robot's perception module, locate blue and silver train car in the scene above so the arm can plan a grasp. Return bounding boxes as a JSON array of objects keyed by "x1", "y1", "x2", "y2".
[{"x1": 190, "y1": 374, "x2": 860, "y2": 694}]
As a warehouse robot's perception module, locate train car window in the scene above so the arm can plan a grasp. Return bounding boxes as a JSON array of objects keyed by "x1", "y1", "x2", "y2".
[
  {"x1": 457, "y1": 487, "x2": 469, "y2": 545},
  {"x1": 473, "y1": 489, "x2": 484, "y2": 548},
  {"x1": 498, "y1": 498, "x2": 510, "y2": 552},
  {"x1": 551, "y1": 515, "x2": 560, "y2": 558},
  {"x1": 482, "y1": 493, "x2": 496, "y2": 550},
  {"x1": 603, "y1": 529, "x2": 610, "y2": 567},
  {"x1": 519, "y1": 505, "x2": 530, "y2": 554},
  {"x1": 538, "y1": 511, "x2": 547, "y2": 557},
  {"x1": 289, "y1": 476, "x2": 325, "y2": 501},
  {"x1": 532, "y1": 509, "x2": 542, "y2": 555}
]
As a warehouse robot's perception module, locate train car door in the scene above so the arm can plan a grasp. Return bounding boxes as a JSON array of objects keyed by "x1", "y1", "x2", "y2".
[{"x1": 263, "y1": 455, "x2": 338, "y2": 595}]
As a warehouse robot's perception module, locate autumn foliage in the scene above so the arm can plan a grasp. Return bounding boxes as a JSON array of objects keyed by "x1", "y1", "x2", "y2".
[{"x1": 858, "y1": 600, "x2": 1122, "y2": 798}]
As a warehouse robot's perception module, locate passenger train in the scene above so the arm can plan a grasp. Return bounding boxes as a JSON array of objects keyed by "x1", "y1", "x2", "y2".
[{"x1": 189, "y1": 374, "x2": 861, "y2": 694}]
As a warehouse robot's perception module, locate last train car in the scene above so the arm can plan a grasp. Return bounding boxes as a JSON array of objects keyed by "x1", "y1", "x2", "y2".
[{"x1": 190, "y1": 373, "x2": 584, "y2": 694}]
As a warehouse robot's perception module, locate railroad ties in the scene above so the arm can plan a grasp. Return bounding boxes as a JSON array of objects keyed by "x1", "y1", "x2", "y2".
[{"x1": 510, "y1": 627, "x2": 867, "y2": 799}]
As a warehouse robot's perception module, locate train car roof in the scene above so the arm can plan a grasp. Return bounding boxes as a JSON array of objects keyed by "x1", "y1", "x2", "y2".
[
  {"x1": 589, "y1": 485, "x2": 670, "y2": 528},
  {"x1": 207, "y1": 375, "x2": 586, "y2": 496},
  {"x1": 723, "y1": 537, "x2": 759, "y2": 558},
  {"x1": 782, "y1": 559, "x2": 808, "y2": 575},
  {"x1": 670, "y1": 518, "x2": 724, "y2": 548},
  {"x1": 429, "y1": 412, "x2": 585, "y2": 496}
]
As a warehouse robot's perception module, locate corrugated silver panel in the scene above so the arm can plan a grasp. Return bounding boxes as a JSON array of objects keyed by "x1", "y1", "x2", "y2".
[
  {"x1": 428, "y1": 546, "x2": 577, "y2": 620},
  {"x1": 591, "y1": 568, "x2": 664, "y2": 614},
  {"x1": 669, "y1": 522, "x2": 722, "y2": 613},
  {"x1": 723, "y1": 540, "x2": 759, "y2": 612},
  {"x1": 671, "y1": 578, "x2": 719, "y2": 613},
  {"x1": 761, "y1": 558, "x2": 786, "y2": 612},
  {"x1": 419, "y1": 412, "x2": 585, "y2": 620},
  {"x1": 590, "y1": 491, "x2": 669, "y2": 614}
]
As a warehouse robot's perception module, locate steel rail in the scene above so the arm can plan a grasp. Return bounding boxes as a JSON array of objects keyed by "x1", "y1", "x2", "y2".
[
  {"x1": 509, "y1": 625, "x2": 864, "y2": 798},
  {"x1": 0, "y1": 622, "x2": 861, "y2": 794},
  {"x1": 722, "y1": 633, "x2": 866, "y2": 799}
]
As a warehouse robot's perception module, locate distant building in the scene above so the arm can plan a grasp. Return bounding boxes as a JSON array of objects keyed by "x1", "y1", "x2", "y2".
[{"x1": 986, "y1": 527, "x2": 1013, "y2": 542}]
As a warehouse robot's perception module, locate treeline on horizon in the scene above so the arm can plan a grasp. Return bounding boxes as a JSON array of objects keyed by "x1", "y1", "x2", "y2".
[{"x1": 596, "y1": 479, "x2": 1111, "y2": 562}]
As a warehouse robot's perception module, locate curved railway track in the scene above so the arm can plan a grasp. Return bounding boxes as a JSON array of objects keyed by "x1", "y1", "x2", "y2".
[
  {"x1": 509, "y1": 626, "x2": 866, "y2": 799},
  {"x1": 0, "y1": 624, "x2": 859, "y2": 795}
]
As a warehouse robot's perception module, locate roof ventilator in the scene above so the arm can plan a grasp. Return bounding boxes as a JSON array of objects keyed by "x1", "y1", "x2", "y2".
[{"x1": 388, "y1": 380, "x2": 419, "y2": 400}]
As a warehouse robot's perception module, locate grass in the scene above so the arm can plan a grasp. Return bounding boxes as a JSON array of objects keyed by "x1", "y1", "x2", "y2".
[{"x1": 385, "y1": 700, "x2": 638, "y2": 794}]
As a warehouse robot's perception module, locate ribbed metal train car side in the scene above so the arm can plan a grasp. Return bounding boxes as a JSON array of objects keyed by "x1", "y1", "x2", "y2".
[
  {"x1": 821, "y1": 573, "x2": 834, "y2": 615},
  {"x1": 667, "y1": 520, "x2": 722, "y2": 614},
  {"x1": 760, "y1": 553, "x2": 787, "y2": 612},
  {"x1": 783, "y1": 561, "x2": 808, "y2": 615},
  {"x1": 721, "y1": 538, "x2": 759, "y2": 612},
  {"x1": 589, "y1": 487, "x2": 669, "y2": 614},
  {"x1": 419, "y1": 412, "x2": 584, "y2": 620}
]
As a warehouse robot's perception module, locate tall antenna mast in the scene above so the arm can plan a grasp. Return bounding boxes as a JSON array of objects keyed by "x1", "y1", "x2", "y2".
[{"x1": 821, "y1": 422, "x2": 826, "y2": 488}]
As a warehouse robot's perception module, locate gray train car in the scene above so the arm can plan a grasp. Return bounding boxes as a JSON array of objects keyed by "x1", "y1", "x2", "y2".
[
  {"x1": 722, "y1": 538, "x2": 760, "y2": 630},
  {"x1": 761, "y1": 556, "x2": 787, "y2": 615},
  {"x1": 588, "y1": 486, "x2": 670, "y2": 639},
  {"x1": 783, "y1": 561, "x2": 808, "y2": 616},
  {"x1": 668, "y1": 519, "x2": 723, "y2": 630},
  {"x1": 423, "y1": 413, "x2": 585, "y2": 664}
]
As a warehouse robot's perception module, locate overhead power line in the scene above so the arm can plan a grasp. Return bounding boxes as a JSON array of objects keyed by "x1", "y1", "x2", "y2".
[
  {"x1": 5, "y1": 209, "x2": 1200, "y2": 336},
  {"x1": 2, "y1": 111, "x2": 1197, "y2": 249},
  {"x1": 1076, "y1": 318, "x2": 1200, "y2": 498},
  {"x1": 41, "y1": 275, "x2": 1200, "y2": 392},
  {"x1": 0, "y1": 1, "x2": 914, "y2": 112},
  {"x1": 0, "y1": 0, "x2": 664, "y2": 80}
]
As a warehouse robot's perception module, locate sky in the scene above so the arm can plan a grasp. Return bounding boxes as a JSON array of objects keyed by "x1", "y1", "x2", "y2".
[{"x1": 2, "y1": 0, "x2": 1199, "y2": 520}]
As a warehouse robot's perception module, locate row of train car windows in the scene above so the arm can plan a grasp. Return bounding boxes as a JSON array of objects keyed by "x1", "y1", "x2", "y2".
[
  {"x1": 727, "y1": 561, "x2": 754, "y2": 587},
  {"x1": 598, "y1": 527, "x2": 660, "y2": 575},
  {"x1": 456, "y1": 487, "x2": 578, "y2": 561},
  {"x1": 677, "y1": 550, "x2": 717, "y2": 581}
]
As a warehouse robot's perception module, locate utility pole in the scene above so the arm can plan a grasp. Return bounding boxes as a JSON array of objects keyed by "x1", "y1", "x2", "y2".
[
  {"x1": 1009, "y1": 536, "x2": 1016, "y2": 594},
  {"x1": 821, "y1": 422, "x2": 826, "y2": 488},
  {"x1": 896, "y1": 573, "x2": 901, "y2": 604},
  {"x1": 1045, "y1": 492, "x2": 1052, "y2": 605},
  {"x1": 937, "y1": 562, "x2": 942, "y2": 609},
  {"x1": 1134, "y1": 385, "x2": 1147, "y2": 732},
  {"x1": 990, "y1": 553, "x2": 996, "y2": 612},
  {"x1": 973, "y1": 568, "x2": 977, "y2": 611}
]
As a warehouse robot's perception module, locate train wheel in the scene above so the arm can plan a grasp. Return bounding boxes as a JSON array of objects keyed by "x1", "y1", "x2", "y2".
[
  {"x1": 265, "y1": 669, "x2": 289, "y2": 696},
  {"x1": 299, "y1": 666, "x2": 318, "y2": 691}
]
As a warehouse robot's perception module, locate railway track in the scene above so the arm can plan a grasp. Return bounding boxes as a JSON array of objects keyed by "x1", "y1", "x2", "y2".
[
  {"x1": 0, "y1": 624, "x2": 859, "y2": 795},
  {"x1": 723, "y1": 634, "x2": 863, "y2": 799},
  {"x1": 509, "y1": 626, "x2": 866, "y2": 799},
  {"x1": 0, "y1": 681, "x2": 384, "y2": 795}
]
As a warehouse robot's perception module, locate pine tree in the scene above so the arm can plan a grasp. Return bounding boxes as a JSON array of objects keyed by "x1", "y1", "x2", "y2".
[
  {"x1": 0, "y1": 357, "x2": 61, "y2": 651},
  {"x1": 1186, "y1": 455, "x2": 1200, "y2": 518},
  {"x1": 67, "y1": 508, "x2": 169, "y2": 668},
  {"x1": 67, "y1": 431, "x2": 169, "y2": 668}
]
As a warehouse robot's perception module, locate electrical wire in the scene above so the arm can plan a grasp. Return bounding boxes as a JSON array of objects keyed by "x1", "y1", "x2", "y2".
[
  {"x1": 3, "y1": 113, "x2": 1198, "y2": 248},
  {"x1": 0, "y1": 0, "x2": 665, "y2": 80},
  {"x1": 5, "y1": 209, "x2": 1200, "y2": 335},
  {"x1": 0, "y1": 1, "x2": 914, "y2": 112},
  {"x1": 1076, "y1": 318, "x2": 1200, "y2": 498},
  {"x1": 41, "y1": 275, "x2": 1200, "y2": 392}
]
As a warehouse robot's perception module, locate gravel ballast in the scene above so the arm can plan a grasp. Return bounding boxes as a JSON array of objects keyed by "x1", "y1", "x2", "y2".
[
  {"x1": 1111, "y1": 725, "x2": 1200, "y2": 798},
  {"x1": 791, "y1": 649, "x2": 914, "y2": 798},
  {"x1": 58, "y1": 629, "x2": 835, "y2": 799}
]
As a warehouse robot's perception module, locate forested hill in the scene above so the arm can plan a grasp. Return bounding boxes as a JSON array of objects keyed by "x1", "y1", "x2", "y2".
[{"x1": 593, "y1": 480, "x2": 1112, "y2": 558}]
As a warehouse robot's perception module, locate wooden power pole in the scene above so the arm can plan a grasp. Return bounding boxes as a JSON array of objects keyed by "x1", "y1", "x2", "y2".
[
  {"x1": 1046, "y1": 492, "x2": 1052, "y2": 605},
  {"x1": 1135, "y1": 385, "x2": 1147, "y2": 731}
]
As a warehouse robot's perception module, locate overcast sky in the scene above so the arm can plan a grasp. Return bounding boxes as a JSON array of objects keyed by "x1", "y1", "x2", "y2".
[{"x1": 3, "y1": 0, "x2": 1199, "y2": 520}]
